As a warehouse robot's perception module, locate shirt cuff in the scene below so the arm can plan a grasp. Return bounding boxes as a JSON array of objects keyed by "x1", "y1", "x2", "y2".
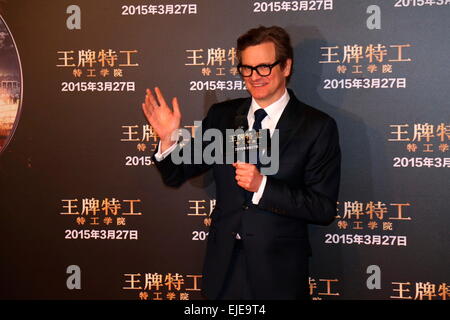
[
  {"x1": 252, "y1": 175, "x2": 267, "y2": 205},
  {"x1": 154, "y1": 140, "x2": 178, "y2": 161}
]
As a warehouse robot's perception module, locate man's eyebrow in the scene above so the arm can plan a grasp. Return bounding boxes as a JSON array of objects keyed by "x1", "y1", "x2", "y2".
[{"x1": 240, "y1": 61, "x2": 273, "y2": 66}]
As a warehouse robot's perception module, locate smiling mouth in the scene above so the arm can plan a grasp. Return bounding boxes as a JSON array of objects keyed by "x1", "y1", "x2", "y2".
[{"x1": 251, "y1": 82, "x2": 268, "y2": 87}]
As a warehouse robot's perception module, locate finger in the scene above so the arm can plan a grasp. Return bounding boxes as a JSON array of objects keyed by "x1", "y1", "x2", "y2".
[
  {"x1": 235, "y1": 168, "x2": 249, "y2": 176},
  {"x1": 142, "y1": 102, "x2": 153, "y2": 119},
  {"x1": 142, "y1": 103, "x2": 157, "y2": 127},
  {"x1": 233, "y1": 162, "x2": 243, "y2": 170},
  {"x1": 237, "y1": 180, "x2": 249, "y2": 190},
  {"x1": 143, "y1": 91, "x2": 153, "y2": 109},
  {"x1": 235, "y1": 174, "x2": 246, "y2": 183},
  {"x1": 146, "y1": 88, "x2": 159, "y2": 108},
  {"x1": 236, "y1": 175, "x2": 249, "y2": 184},
  {"x1": 241, "y1": 163, "x2": 259, "y2": 174},
  {"x1": 143, "y1": 91, "x2": 157, "y2": 116},
  {"x1": 144, "y1": 89, "x2": 150, "y2": 106},
  {"x1": 236, "y1": 164, "x2": 254, "y2": 173},
  {"x1": 235, "y1": 162, "x2": 253, "y2": 170},
  {"x1": 172, "y1": 97, "x2": 181, "y2": 118},
  {"x1": 142, "y1": 102, "x2": 150, "y2": 116},
  {"x1": 154, "y1": 87, "x2": 168, "y2": 108}
]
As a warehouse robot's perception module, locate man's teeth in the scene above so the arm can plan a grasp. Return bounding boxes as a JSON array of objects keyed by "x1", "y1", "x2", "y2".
[{"x1": 253, "y1": 83, "x2": 266, "y2": 87}]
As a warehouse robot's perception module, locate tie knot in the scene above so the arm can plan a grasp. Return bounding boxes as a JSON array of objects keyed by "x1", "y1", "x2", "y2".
[{"x1": 254, "y1": 108, "x2": 267, "y2": 123}]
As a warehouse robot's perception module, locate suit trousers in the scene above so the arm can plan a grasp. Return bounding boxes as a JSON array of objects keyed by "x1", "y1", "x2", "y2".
[{"x1": 217, "y1": 239, "x2": 253, "y2": 300}]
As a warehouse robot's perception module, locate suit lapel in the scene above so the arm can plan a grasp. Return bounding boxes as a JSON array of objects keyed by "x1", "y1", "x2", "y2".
[
  {"x1": 230, "y1": 91, "x2": 305, "y2": 159},
  {"x1": 233, "y1": 98, "x2": 251, "y2": 131},
  {"x1": 274, "y1": 89, "x2": 305, "y2": 157}
]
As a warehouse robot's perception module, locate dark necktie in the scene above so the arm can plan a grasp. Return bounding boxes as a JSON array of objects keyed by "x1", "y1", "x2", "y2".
[
  {"x1": 252, "y1": 108, "x2": 267, "y2": 131},
  {"x1": 243, "y1": 109, "x2": 268, "y2": 203},
  {"x1": 252, "y1": 109, "x2": 267, "y2": 168}
]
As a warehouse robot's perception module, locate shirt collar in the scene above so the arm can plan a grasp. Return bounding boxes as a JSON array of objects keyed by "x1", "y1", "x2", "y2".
[{"x1": 249, "y1": 89, "x2": 290, "y2": 124}]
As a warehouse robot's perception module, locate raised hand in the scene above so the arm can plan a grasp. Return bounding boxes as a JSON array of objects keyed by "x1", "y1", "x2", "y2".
[{"x1": 142, "y1": 87, "x2": 181, "y2": 152}]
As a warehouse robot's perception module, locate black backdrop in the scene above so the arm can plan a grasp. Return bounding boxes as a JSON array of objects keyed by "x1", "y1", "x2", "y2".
[{"x1": 0, "y1": 0, "x2": 449, "y2": 300}]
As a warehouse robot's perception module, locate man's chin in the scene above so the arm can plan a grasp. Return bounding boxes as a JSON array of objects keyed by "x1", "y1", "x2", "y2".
[{"x1": 247, "y1": 88, "x2": 269, "y2": 100}]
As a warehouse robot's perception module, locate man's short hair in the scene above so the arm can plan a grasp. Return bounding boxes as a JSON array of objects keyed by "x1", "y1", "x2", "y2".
[{"x1": 237, "y1": 25, "x2": 294, "y2": 82}]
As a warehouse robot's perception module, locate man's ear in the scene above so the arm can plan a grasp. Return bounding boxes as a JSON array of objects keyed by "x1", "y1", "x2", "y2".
[{"x1": 282, "y1": 58, "x2": 293, "y2": 77}]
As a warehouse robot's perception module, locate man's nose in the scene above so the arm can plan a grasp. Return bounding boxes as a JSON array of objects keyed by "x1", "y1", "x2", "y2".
[{"x1": 250, "y1": 70, "x2": 262, "y2": 81}]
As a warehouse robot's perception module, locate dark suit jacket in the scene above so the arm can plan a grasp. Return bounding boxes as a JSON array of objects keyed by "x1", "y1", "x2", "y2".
[{"x1": 153, "y1": 89, "x2": 341, "y2": 300}]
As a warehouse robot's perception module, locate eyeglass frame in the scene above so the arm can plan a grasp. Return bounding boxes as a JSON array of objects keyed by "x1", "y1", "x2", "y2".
[{"x1": 237, "y1": 60, "x2": 281, "y2": 77}]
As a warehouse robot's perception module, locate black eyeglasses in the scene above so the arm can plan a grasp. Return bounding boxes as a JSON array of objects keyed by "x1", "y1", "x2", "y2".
[{"x1": 237, "y1": 60, "x2": 280, "y2": 77}]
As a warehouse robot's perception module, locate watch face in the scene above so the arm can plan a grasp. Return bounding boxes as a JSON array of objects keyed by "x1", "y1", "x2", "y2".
[{"x1": 0, "y1": 15, "x2": 22, "y2": 154}]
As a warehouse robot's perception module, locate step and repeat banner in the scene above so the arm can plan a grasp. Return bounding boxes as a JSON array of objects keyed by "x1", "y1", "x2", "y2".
[{"x1": 0, "y1": 0, "x2": 449, "y2": 300}]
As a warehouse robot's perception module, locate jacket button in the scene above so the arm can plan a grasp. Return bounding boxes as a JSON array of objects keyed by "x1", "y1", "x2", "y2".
[{"x1": 242, "y1": 205, "x2": 249, "y2": 210}]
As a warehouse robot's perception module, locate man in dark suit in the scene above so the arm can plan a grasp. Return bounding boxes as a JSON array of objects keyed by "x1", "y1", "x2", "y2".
[{"x1": 142, "y1": 26, "x2": 341, "y2": 300}]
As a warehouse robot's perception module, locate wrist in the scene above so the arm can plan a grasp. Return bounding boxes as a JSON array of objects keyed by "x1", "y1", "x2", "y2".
[
  {"x1": 251, "y1": 173, "x2": 264, "y2": 192},
  {"x1": 159, "y1": 129, "x2": 180, "y2": 153},
  {"x1": 160, "y1": 138, "x2": 174, "y2": 153}
]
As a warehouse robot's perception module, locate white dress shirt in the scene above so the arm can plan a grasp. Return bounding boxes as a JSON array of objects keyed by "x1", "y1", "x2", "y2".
[
  {"x1": 247, "y1": 89, "x2": 290, "y2": 204},
  {"x1": 154, "y1": 89, "x2": 290, "y2": 205}
]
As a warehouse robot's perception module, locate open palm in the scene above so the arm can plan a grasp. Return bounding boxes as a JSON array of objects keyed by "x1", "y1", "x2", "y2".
[{"x1": 141, "y1": 87, "x2": 181, "y2": 147}]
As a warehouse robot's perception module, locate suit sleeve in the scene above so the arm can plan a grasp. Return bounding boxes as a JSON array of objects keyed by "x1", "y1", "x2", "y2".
[
  {"x1": 259, "y1": 117, "x2": 341, "y2": 225},
  {"x1": 151, "y1": 104, "x2": 217, "y2": 188}
]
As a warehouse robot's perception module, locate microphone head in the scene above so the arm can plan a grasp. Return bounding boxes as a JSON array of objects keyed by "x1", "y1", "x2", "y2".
[{"x1": 234, "y1": 115, "x2": 248, "y2": 130}]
